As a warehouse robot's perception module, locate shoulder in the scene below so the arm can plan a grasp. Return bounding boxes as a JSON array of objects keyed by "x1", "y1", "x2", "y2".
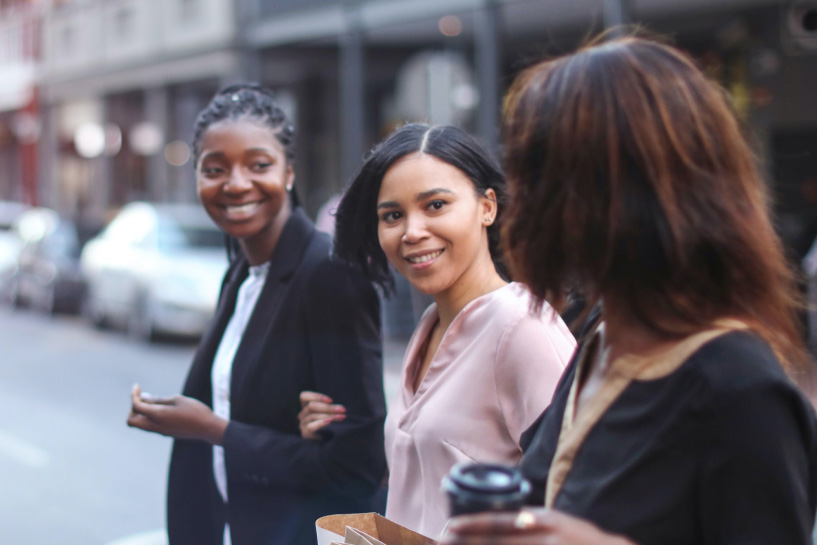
[
  {"x1": 683, "y1": 331, "x2": 817, "y2": 437},
  {"x1": 489, "y1": 285, "x2": 576, "y2": 378},
  {"x1": 492, "y1": 284, "x2": 576, "y2": 351},
  {"x1": 687, "y1": 331, "x2": 793, "y2": 393}
]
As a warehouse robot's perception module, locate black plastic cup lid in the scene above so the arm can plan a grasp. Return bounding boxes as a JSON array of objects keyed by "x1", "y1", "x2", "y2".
[{"x1": 445, "y1": 462, "x2": 526, "y2": 494}]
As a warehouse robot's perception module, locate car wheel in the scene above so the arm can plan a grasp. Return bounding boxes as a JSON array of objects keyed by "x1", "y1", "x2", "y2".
[
  {"x1": 9, "y1": 277, "x2": 25, "y2": 309},
  {"x1": 83, "y1": 288, "x2": 108, "y2": 329},
  {"x1": 34, "y1": 283, "x2": 57, "y2": 315},
  {"x1": 129, "y1": 295, "x2": 157, "y2": 343}
]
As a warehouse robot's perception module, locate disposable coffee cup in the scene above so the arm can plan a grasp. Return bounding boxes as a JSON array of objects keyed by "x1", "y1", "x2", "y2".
[{"x1": 442, "y1": 462, "x2": 531, "y2": 517}]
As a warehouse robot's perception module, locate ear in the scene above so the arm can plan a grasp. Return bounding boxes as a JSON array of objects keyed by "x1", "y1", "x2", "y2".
[
  {"x1": 285, "y1": 165, "x2": 295, "y2": 192},
  {"x1": 479, "y1": 188, "x2": 498, "y2": 226}
]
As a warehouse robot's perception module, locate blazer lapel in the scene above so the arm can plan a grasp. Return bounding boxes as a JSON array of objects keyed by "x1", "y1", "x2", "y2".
[
  {"x1": 229, "y1": 208, "x2": 318, "y2": 406},
  {"x1": 182, "y1": 257, "x2": 248, "y2": 404}
]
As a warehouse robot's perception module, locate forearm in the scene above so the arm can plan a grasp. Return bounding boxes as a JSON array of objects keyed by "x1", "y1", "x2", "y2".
[{"x1": 223, "y1": 416, "x2": 386, "y2": 494}]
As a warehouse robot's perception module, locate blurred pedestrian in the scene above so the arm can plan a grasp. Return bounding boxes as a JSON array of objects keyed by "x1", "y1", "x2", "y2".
[
  {"x1": 299, "y1": 123, "x2": 576, "y2": 538},
  {"x1": 442, "y1": 35, "x2": 817, "y2": 545},
  {"x1": 127, "y1": 83, "x2": 387, "y2": 545}
]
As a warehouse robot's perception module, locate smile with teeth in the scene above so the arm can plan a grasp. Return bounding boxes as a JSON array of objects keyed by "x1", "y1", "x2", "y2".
[
  {"x1": 407, "y1": 250, "x2": 443, "y2": 264},
  {"x1": 223, "y1": 202, "x2": 261, "y2": 216}
]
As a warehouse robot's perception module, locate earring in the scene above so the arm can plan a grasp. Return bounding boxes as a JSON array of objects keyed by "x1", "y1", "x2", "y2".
[
  {"x1": 286, "y1": 183, "x2": 293, "y2": 192},
  {"x1": 483, "y1": 217, "x2": 492, "y2": 224}
]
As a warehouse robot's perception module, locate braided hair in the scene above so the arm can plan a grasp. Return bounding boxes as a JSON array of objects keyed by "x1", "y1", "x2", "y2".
[{"x1": 192, "y1": 83, "x2": 296, "y2": 166}]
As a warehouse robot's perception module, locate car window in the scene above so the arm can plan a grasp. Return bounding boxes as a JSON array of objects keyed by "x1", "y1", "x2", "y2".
[
  {"x1": 156, "y1": 220, "x2": 223, "y2": 252},
  {"x1": 103, "y1": 206, "x2": 156, "y2": 246},
  {"x1": 43, "y1": 223, "x2": 81, "y2": 258}
]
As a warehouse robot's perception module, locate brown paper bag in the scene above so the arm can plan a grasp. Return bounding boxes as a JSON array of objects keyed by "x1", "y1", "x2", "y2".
[{"x1": 315, "y1": 513, "x2": 437, "y2": 545}]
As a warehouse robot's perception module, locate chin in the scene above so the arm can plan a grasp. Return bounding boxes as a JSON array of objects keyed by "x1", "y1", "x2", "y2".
[
  {"x1": 406, "y1": 277, "x2": 449, "y2": 297},
  {"x1": 222, "y1": 222, "x2": 264, "y2": 242}
]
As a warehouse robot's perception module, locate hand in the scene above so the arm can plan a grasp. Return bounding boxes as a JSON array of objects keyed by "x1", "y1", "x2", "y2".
[
  {"x1": 298, "y1": 390, "x2": 346, "y2": 439},
  {"x1": 127, "y1": 384, "x2": 228, "y2": 445},
  {"x1": 440, "y1": 508, "x2": 637, "y2": 545}
]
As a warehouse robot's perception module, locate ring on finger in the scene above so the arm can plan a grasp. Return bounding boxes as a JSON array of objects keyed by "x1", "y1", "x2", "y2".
[{"x1": 514, "y1": 510, "x2": 536, "y2": 530}]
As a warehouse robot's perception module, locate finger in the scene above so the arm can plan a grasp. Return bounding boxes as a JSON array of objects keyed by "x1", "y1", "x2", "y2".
[
  {"x1": 439, "y1": 533, "x2": 545, "y2": 545},
  {"x1": 298, "y1": 402, "x2": 344, "y2": 423},
  {"x1": 301, "y1": 411, "x2": 341, "y2": 426},
  {"x1": 127, "y1": 411, "x2": 156, "y2": 431},
  {"x1": 300, "y1": 391, "x2": 333, "y2": 407},
  {"x1": 446, "y1": 510, "x2": 550, "y2": 536},
  {"x1": 131, "y1": 384, "x2": 142, "y2": 405},
  {"x1": 306, "y1": 415, "x2": 344, "y2": 434},
  {"x1": 145, "y1": 395, "x2": 176, "y2": 406},
  {"x1": 306, "y1": 401, "x2": 346, "y2": 414},
  {"x1": 131, "y1": 395, "x2": 168, "y2": 417}
]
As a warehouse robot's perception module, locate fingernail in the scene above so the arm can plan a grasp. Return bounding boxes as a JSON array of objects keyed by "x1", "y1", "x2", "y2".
[
  {"x1": 322, "y1": 396, "x2": 333, "y2": 403},
  {"x1": 334, "y1": 406, "x2": 346, "y2": 413}
]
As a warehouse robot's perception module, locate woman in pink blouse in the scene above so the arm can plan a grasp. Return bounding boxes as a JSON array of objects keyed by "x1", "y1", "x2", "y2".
[{"x1": 299, "y1": 124, "x2": 576, "y2": 538}]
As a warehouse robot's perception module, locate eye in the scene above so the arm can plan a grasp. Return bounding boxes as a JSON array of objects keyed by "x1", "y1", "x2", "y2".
[
  {"x1": 200, "y1": 166, "x2": 225, "y2": 177},
  {"x1": 427, "y1": 199, "x2": 447, "y2": 211},
  {"x1": 380, "y1": 210, "x2": 402, "y2": 224},
  {"x1": 251, "y1": 162, "x2": 273, "y2": 171}
]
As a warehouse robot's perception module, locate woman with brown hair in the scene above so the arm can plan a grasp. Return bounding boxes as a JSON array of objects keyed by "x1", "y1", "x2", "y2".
[{"x1": 442, "y1": 36, "x2": 817, "y2": 545}]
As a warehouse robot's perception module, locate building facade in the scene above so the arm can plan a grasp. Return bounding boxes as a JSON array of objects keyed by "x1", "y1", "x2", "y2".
[{"x1": 18, "y1": 0, "x2": 817, "y2": 249}]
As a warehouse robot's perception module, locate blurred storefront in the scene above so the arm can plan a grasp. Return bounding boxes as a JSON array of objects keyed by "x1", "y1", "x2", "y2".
[
  {"x1": 36, "y1": 0, "x2": 236, "y2": 229},
  {"x1": 0, "y1": 0, "x2": 42, "y2": 205},
  {"x1": 23, "y1": 0, "x2": 817, "y2": 247}
]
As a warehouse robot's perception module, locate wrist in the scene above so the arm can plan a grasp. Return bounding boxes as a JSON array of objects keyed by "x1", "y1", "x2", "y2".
[{"x1": 207, "y1": 416, "x2": 229, "y2": 446}]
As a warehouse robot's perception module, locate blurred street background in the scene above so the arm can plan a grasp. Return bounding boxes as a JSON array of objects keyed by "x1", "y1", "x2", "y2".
[{"x1": 1, "y1": 0, "x2": 817, "y2": 543}]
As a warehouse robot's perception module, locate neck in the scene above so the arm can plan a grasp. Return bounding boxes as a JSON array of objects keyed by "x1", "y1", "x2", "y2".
[
  {"x1": 600, "y1": 300, "x2": 675, "y2": 362},
  {"x1": 433, "y1": 255, "x2": 506, "y2": 330},
  {"x1": 239, "y1": 205, "x2": 292, "y2": 266}
]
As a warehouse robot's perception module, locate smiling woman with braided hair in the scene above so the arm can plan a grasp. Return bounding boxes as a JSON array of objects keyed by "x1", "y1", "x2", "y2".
[{"x1": 127, "y1": 83, "x2": 387, "y2": 545}]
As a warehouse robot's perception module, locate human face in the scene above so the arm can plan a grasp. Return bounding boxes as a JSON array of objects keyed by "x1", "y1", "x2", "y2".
[
  {"x1": 196, "y1": 119, "x2": 293, "y2": 264},
  {"x1": 376, "y1": 153, "x2": 497, "y2": 297}
]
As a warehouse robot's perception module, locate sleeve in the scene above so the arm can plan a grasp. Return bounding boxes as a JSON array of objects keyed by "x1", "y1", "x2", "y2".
[
  {"x1": 494, "y1": 312, "x2": 576, "y2": 449},
  {"x1": 222, "y1": 259, "x2": 387, "y2": 498},
  {"x1": 699, "y1": 380, "x2": 817, "y2": 545}
]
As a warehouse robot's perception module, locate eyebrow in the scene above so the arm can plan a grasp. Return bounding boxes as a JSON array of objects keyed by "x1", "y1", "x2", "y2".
[
  {"x1": 200, "y1": 148, "x2": 275, "y2": 160},
  {"x1": 376, "y1": 187, "x2": 455, "y2": 210}
]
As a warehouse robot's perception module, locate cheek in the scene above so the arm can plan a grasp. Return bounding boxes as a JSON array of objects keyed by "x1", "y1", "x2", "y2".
[{"x1": 378, "y1": 227, "x2": 401, "y2": 261}]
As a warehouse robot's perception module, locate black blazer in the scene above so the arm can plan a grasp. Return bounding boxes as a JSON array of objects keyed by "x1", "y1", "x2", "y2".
[{"x1": 166, "y1": 208, "x2": 387, "y2": 545}]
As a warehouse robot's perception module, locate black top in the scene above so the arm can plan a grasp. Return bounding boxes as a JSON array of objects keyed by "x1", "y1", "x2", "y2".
[
  {"x1": 166, "y1": 208, "x2": 387, "y2": 545},
  {"x1": 520, "y1": 330, "x2": 817, "y2": 545}
]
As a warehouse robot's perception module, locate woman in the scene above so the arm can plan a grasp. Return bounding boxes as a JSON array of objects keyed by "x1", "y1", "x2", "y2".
[
  {"x1": 127, "y1": 84, "x2": 387, "y2": 545},
  {"x1": 442, "y1": 36, "x2": 817, "y2": 545},
  {"x1": 299, "y1": 124, "x2": 576, "y2": 538}
]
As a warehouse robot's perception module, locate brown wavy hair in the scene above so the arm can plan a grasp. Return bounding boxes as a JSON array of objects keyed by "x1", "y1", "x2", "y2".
[{"x1": 501, "y1": 36, "x2": 807, "y2": 369}]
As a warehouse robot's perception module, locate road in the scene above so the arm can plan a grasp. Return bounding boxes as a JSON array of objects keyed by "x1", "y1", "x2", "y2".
[
  {"x1": 0, "y1": 305, "x2": 404, "y2": 545},
  {"x1": 0, "y1": 305, "x2": 194, "y2": 545}
]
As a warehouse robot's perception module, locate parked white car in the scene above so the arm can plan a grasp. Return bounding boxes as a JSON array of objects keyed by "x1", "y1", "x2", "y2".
[
  {"x1": 0, "y1": 201, "x2": 30, "y2": 289},
  {"x1": 80, "y1": 202, "x2": 228, "y2": 341}
]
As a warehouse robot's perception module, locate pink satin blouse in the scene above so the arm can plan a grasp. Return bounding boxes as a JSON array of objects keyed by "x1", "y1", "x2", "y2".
[{"x1": 383, "y1": 283, "x2": 576, "y2": 538}]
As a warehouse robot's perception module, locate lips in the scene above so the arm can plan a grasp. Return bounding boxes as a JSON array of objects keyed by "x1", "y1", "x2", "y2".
[
  {"x1": 406, "y1": 249, "x2": 443, "y2": 264},
  {"x1": 221, "y1": 201, "x2": 262, "y2": 218}
]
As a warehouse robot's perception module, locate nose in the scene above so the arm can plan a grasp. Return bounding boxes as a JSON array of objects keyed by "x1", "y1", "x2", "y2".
[
  {"x1": 401, "y1": 213, "x2": 429, "y2": 244},
  {"x1": 224, "y1": 168, "x2": 253, "y2": 193}
]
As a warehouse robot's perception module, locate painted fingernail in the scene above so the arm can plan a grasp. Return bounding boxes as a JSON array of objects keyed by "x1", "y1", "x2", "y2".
[{"x1": 334, "y1": 406, "x2": 346, "y2": 413}]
